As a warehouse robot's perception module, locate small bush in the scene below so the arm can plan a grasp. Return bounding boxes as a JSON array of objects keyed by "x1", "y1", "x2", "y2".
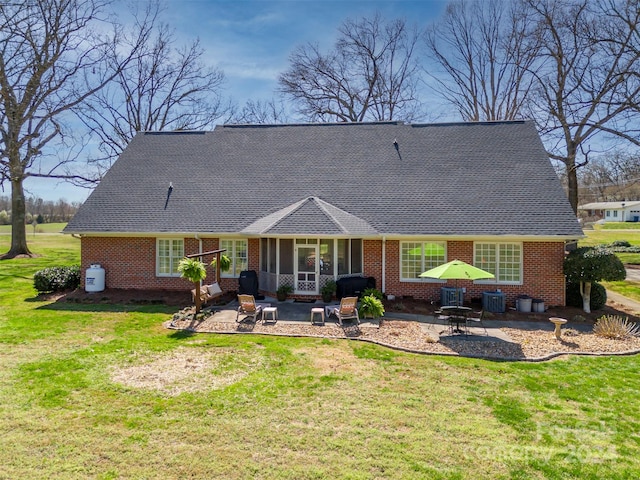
[
  {"x1": 33, "y1": 265, "x2": 81, "y2": 293},
  {"x1": 609, "y1": 245, "x2": 640, "y2": 253},
  {"x1": 610, "y1": 240, "x2": 631, "y2": 248},
  {"x1": 593, "y1": 315, "x2": 640, "y2": 339},
  {"x1": 391, "y1": 301, "x2": 405, "y2": 311},
  {"x1": 566, "y1": 282, "x2": 607, "y2": 310},
  {"x1": 362, "y1": 288, "x2": 383, "y2": 301}
]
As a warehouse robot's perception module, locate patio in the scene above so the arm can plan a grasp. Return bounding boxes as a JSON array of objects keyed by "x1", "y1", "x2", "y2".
[{"x1": 165, "y1": 296, "x2": 640, "y2": 361}]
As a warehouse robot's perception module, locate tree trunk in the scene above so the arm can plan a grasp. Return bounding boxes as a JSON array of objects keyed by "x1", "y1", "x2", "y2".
[
  {"x1": 566, "y1": 162, "x2": 579, "y2": 215},
  {"x1": 2, "y1": 177, "x2": 32, "y2": 259},
  {"x1": 564, "y1": 142, "x2": 579, "y2": 215},
  {"x1": 580, "y1": 281, "x2": 591, "y2": 314}
]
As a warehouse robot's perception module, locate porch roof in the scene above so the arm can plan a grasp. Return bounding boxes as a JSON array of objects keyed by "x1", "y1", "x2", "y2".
[{"x1": 241, "y1": 197, "x2": 378, "y2": 235}]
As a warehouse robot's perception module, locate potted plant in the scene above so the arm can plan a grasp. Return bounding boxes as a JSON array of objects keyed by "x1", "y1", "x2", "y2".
[
  {"x1": 178, "y1": 257, "x2": 207, "y2": 314},
  {"x1": 359, "y1": 294, "x2": 385, "y2": 319},
  {"x1": 276, "y1": 284, "x2": 293, "y2": 302},
  {"x1": 211, "y1": 254, "x2": 231, "y2": 280},
  {"x1": 320, "y1": 279, "x2": 337, "y2": 303}
]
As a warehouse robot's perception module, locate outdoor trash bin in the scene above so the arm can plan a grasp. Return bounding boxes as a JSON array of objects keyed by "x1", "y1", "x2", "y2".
[
  {"x1": 517, "y1": 295, "x2": 532, "y2": 313},
  {"x1": 532, "y1": 299, "x2": 545, "y2": 313}
]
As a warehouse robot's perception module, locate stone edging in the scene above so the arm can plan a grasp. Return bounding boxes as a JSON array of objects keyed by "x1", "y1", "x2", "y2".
[{"x1": 164, "y1": 322, "x2": 640, "y2": 362}]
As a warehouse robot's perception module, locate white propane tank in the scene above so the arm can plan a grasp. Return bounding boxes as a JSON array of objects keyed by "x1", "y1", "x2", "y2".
[{"x1": 85, "y1": 264, "x2": 105, "y2": 292}]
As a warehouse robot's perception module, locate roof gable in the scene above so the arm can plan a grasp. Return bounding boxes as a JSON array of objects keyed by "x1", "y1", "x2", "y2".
[{"x1": 242, "y1": 197, "x2": 377, "y2": 235}]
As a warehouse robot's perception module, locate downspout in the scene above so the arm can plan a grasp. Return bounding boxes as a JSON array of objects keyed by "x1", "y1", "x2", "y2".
[
  {"x1": 195, "y1": 234, "x2": 203, "y2": 286},
  {"x1": 381, "y1": 236, "x2": 386, "y2": 295}
]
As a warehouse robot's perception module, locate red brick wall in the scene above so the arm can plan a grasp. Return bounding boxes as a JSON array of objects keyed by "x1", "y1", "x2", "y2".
[
  {"x1": 81, "y1": 236, "x2": 252, "y2": 292},
  {"x1": 81, "y1": 236, "x2": 567, "y2": 306},
  {"x1": 381, "y1": 240, "x2": 566, "y2": 307},
  {"x1": 81, "y1": 237, "x2": 190, "y2": 290}
]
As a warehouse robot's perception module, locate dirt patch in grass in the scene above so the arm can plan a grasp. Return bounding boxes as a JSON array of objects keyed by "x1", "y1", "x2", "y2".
[
  {"x1": 293, "y1": 345, "x2": 370, "y2": 376},
  {"x1": 109, "y1": 347, "x2": 262, "y2": 396}
]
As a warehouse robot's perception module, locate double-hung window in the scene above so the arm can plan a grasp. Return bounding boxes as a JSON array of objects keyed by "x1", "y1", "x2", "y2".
[
  {"x1": 474, "y1": 243, "x2": 522, "y2": 284},
  {"x1": 220, "y1": 239, "x2": 248, "y2": 277},
  {"x1": 157, "y1": 239, "x2": 184, "y2": 276},
  {"x1": 400, "y1": 242, "x2": 446, "y2": 280}
]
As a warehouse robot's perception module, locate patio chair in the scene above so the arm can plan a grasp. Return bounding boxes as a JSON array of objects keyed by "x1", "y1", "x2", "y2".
[
  {"x1": 191, "y1": 282, "x2": 222, "y2": 306},
  {"x1": 236, "y1": 294, "x2": 263, "y2": 323},
  {"x1": 332, "y1": 296, "x2": 359, "y2": 326},
  {"x1": 465, "y1": 310, "x2": 488, "y2": 335}
]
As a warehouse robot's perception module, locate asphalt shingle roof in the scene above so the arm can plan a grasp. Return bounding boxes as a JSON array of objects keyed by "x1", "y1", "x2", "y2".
[{"x1": 65, "y1": 121, "x2": 583, "y2": 238}]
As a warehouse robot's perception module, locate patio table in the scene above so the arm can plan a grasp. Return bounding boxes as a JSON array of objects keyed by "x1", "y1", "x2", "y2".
[{"x1": 437, "y1": 306, "x2": 472, "y2": 334}]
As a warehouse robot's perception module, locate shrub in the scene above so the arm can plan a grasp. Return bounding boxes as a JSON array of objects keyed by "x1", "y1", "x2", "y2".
[
  {"x1": 610, "y1": 240, "x2": 631, "y2": 247},
  {"x1": 33, "y1": 265, "x2": 81, "y2": 293},
  {"x1": 566, "y1": 282, "x2": 607, "y2": 311},
  {"x1": 609, "y1": 246, "x2": 640, "y2": 253},
  {"x1": 362, "y1": 288, "x2": 383, "y2": 301},
  {"x1": 593, "y1": 314, "x2": 640, "y2": 339}
]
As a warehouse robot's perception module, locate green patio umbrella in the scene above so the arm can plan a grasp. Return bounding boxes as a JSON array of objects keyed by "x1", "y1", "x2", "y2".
[{"x1": 419, "y1": 259, "x2": 495, "y2": 305}]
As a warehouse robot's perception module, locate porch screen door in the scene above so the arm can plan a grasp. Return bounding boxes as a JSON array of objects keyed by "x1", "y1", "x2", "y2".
[{"x1": 295, "y1": 245, "x2": 318, "y2": 294}]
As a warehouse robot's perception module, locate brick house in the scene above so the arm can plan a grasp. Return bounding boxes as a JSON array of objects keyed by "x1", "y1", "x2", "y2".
[{"x1": 64, "y1": 121, "x2": 583, "y2": 307}]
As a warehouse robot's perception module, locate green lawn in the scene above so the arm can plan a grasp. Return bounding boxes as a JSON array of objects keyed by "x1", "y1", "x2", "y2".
[
  {"x1": 0, "y1": 230, "x2": 639, "y2": 478},
  {"x1": 580, "y1": 226, "x2": 640, "y2": 302},
  {"x1": 598, "y1": 222, "x2": 640, "y2": 230},
  {"x1": 0, "y1": 221, "x2": 69, "y2": 235}
]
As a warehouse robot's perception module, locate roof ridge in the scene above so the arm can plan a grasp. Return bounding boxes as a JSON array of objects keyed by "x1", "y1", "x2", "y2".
[
  {"x1": 221, "y1": 121, "x2": 403, "y2": 129},
  {"x1": 313, "y1": 197, "x2": 350, "y2": 234}
]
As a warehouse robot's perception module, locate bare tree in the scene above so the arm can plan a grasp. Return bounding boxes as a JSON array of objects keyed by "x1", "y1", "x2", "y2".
[
  {"x1": 228, "y1": 98, "x2": 289, "y2": 124},
  {"x1": 279, "y1": 13, "x2": 423, "y2": 122},
  {"x1": 525, "y1": 0, "x2": 640, "y2": 213},
  {"x1": 0, "y1": 0, "x2": 149, "y2": 258},
  {"x1": 424, "y1": 0, "x2": 539, "y2": 121},
  {"x1": 78, "y1": 1, "x2": 227, "y2": 176},
  {"x1": 579, "y1": 150, "x2": 640, "y2": 202}
]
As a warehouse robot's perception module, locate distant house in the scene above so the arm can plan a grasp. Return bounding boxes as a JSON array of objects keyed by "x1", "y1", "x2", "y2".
[
  {"x1": 64, "y1": 121, "x2": 583, "y2": 307},
  {"x1": 578, "y1": 201, "x2": 640, "y2": 223}
]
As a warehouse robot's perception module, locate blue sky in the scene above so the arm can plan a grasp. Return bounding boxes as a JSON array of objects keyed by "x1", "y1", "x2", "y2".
[{"x1": 25, "y1": 0, "x2": 448, "y2": 203}]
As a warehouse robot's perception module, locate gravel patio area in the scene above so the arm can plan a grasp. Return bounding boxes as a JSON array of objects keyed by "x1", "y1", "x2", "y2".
[
  {"x1": 61, "y1": 288, "x2": 640, "y2": 361},
  {"x1": 167, "y1": 304, "x2": 640, "y2": 361}
]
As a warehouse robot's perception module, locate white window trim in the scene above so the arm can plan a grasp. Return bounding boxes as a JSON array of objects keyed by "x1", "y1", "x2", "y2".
[
  {"x1": 473, "y1": 242, "x2": 523, "y2": 285},
  {"x1": 156, "y1": 238, "x2": 184, "y2": 277},
  {"x1": 220, "y1": 239, "x2": 248, "y2": 278},
  {"x1": 399, "y1": 241, "x2": 447, "y2": 283}
]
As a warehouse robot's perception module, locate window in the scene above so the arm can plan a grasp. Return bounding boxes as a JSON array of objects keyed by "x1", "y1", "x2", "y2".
[
  {"x1": 220, "y1": 239, "x2": 247, "y2": 277},
  {"x1": 613, "y1": 210, "x2": 618, "y2": 218},
  {"x1": 400, "y1": 242, "x2": 446, "y2": 280},
  {"x1": 474, "y1": 243, "x2": 522, "y2": 284},
  {"x1": 337, "y1": 239, "x2": 362, "y2": 275},
  {"x1": 157, "y1": 239, "x2": 184, "y2": 276}
]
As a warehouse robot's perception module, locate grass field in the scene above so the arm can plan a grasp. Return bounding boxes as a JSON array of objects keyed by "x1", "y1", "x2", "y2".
[
  {"x1": 598, "y1": 222, "x2": 640, "y2": 230},
  {"x1": 578, "y1": 225, "x2": 640, "y2": 301},
  {"x1": 0, "y1": 222, "x2": 69, "y2": 235},
  {"x1": 0, "y1": 229, "x2": 639, "y2": 478}
]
